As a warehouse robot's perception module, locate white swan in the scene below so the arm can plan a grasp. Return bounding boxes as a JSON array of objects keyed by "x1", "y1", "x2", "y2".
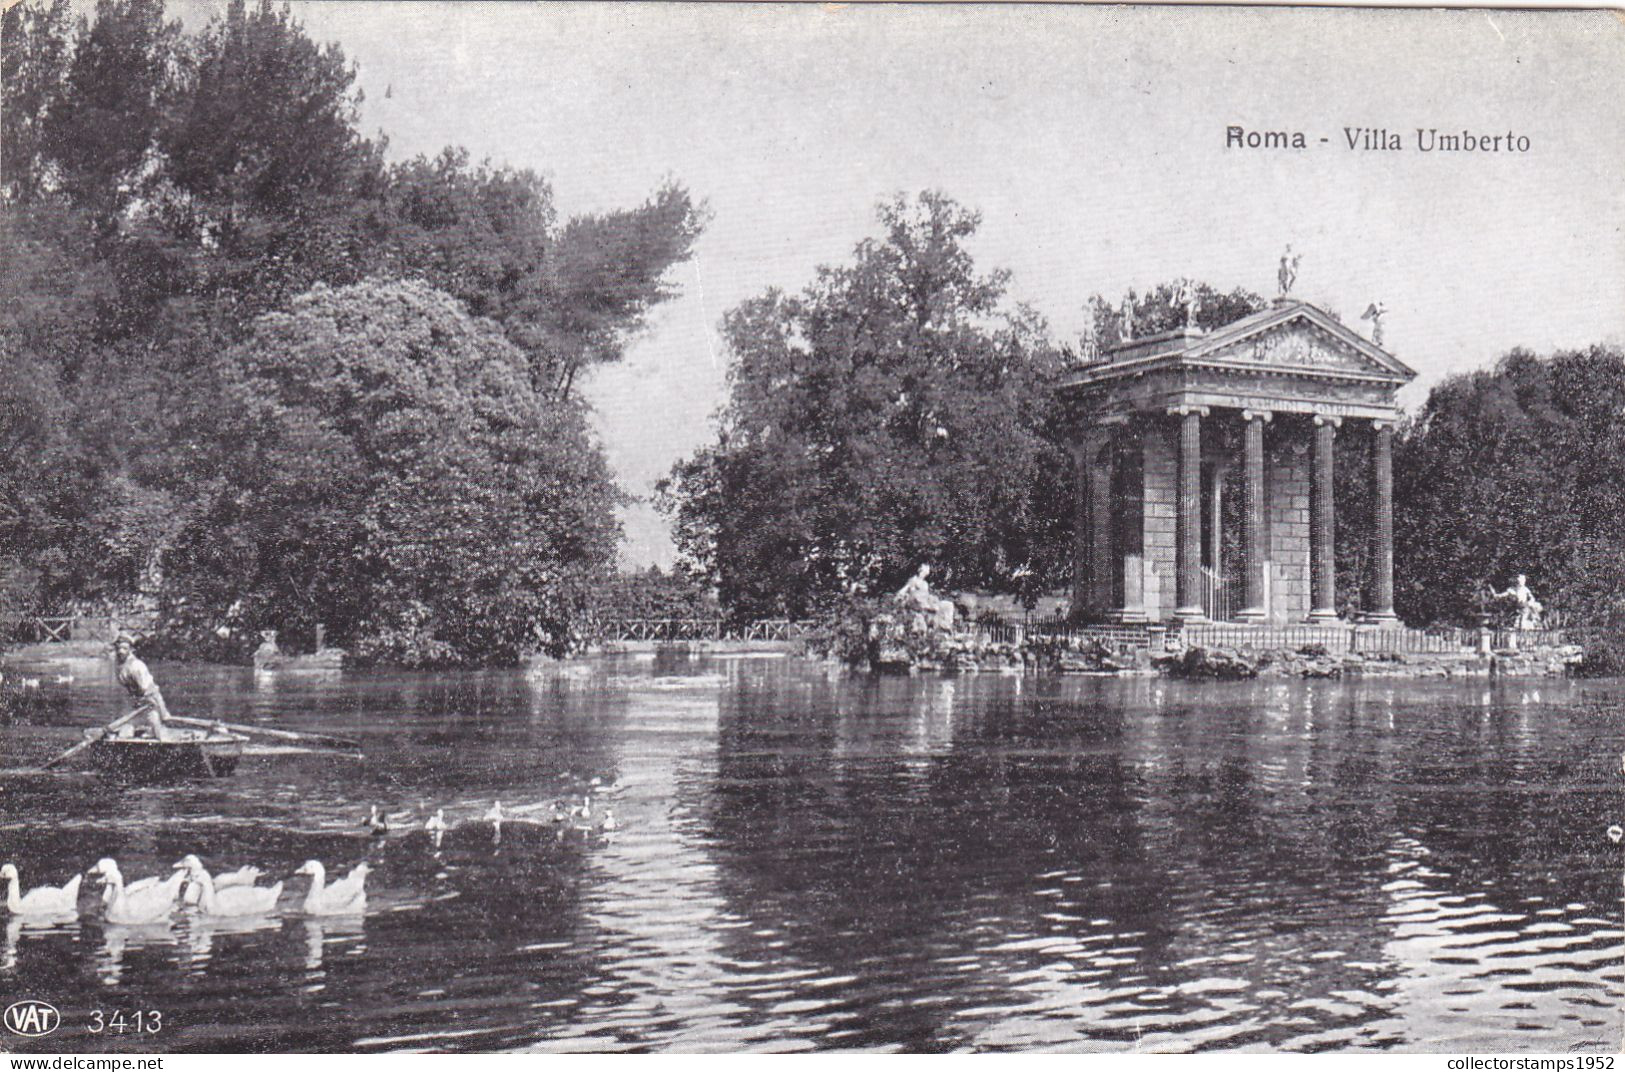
[
  {"x1": 181, "y1": 864, "x2": 263, "y2": 906},
  {"x1": 174, "y1": 856, "x2": 283, "y2": 917},
  {"x1": 94, "y1": 859, "x2": 183, "y2": 925},
  {"x1": 293, "y1": 860, "x2": 368, "y2": 916},
  {"x1": 600, "y1": 810, "x2": 619, "y2": 832},
  {"x1": 1, "y1": 863, "x2": 82, "y2": 915},
  {"x1": 569, "y1": 795, "x2": 591, "y2": 819},
  {"x1": 484, "y1": 801, "x2": 505, "y2": 824},
  {"x1": 424, "y1": 809, "x2": 447, "y2": 834}
]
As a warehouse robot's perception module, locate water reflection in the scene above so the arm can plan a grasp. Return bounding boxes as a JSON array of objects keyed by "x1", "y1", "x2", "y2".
[
  {"x1": 0, "y1": 660, "x2": 1618, "y2": 1052},
  {"x1": 301, "y1": 917, "x2": 366, "y2": 978},
  {"x1": 95, "y1": 921, "x2": 176, "y2": 987},
  {"x1": 180, "y1": 913, "x2": 282, "y2": 971}
]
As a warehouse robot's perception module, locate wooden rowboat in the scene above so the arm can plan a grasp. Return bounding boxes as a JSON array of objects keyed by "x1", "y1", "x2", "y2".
[{"x1": 84, "y1": 727, "x2": 247, "y2": 781}]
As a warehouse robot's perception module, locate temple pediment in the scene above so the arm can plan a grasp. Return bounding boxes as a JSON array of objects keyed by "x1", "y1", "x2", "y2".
[
  {"x1": 1186, "y1": 302, "x2": 1416, "y2": 382},
  {"x1": 1056, "y1": 299, "x2": 1417, "y2": 399}
]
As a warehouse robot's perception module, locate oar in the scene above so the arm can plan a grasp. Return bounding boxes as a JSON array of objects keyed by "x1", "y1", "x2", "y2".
[
  {"x1": 41, "y1": 705, "x2": 149, "y2": 770},
  {"x1": 167, "y1": 715, "x2": 361, "y2": 750}
]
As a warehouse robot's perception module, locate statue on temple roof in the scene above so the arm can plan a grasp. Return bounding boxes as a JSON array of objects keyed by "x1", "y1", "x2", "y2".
[
  {"x1": 1360, "y1": 301, "x2": 1389, "y2": 346},
  {"x1": 1120, "y1": 292, "x2": 1135, "y2": 341},
  {"x1": 1175, "y1": 278, "x2": 1198, "y2": 328},
  {"x1": 1278, "y1": 245, "x2": 1301, "y2": 296}
]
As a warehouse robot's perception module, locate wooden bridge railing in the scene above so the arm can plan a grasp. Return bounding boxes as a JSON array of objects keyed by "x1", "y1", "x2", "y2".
[{"x1": 0, "y1": 614, "x2": 127, "y2": 646}]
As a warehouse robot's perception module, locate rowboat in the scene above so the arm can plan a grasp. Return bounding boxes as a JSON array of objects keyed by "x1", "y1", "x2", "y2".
[{"x1": 84, "y1": 727, "x2": 247, "y2": 781}]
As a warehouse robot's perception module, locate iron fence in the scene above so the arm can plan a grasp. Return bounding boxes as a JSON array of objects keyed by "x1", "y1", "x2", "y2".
[{"x1": 588, "y1": 619, "x2": 813, "y2": 643}]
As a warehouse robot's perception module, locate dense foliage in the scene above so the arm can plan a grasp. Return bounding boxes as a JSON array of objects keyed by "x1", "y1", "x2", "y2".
[
  {"x1": 1394, "y1": 346, "x2": 1625, "y2": 631},
  {"x1": 660, "y1": 193, "x2": 1067, "y2": 618},
  {"x1": 0, "y1": 0, "x2": 703, "y2": 663},
  {"x1": 158, "y1": 280, "x2": 622, "y2": 665},
  {"x1": 590, "y1": 567, "x2": 719, "y2": 622}
]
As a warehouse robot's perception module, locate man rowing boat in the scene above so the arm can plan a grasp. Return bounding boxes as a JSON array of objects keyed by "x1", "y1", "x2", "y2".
[{"x1": 112, "y1": 634, "x2": 175, "y2": 741}]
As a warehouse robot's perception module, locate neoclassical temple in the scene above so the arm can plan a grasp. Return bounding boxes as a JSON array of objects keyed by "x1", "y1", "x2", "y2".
[{"x1": 1055, "y1": 297, "x2": 1416, "y2": 624}]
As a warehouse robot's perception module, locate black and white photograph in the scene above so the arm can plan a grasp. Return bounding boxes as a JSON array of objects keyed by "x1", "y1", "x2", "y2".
[{"x1": 2, "y1": 0, "x2": 1623, "y2": 1056}]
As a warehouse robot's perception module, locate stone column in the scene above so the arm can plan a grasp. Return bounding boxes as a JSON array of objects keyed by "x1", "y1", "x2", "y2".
[
  {"x1": 1070, "y1": 441, "x2": 1091, "y2": 618},
  {"x1": 1309, "y1": 414, "x2": 1340, "y2": 622},
  {"x1": 1171, "y1": 405, "x2": 1207, "y2": 621},
  {"x1": 1088, "y1": 427, "x2": 1115, "y2": 617},
  {"x1": 1236, "y1": 409, "x2": 1271, "y2": 622},
  {"x1": 1367, "y1": 419, "x2": 1398, "y2": 623},
  {"x1": 1108, "y1": 419, "x2": 1148, "y2": 623}
]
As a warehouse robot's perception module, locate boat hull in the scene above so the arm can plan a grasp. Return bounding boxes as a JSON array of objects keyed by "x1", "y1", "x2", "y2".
[{"x1": 86, "y1": 730, "x2": 244, "y2": 781}]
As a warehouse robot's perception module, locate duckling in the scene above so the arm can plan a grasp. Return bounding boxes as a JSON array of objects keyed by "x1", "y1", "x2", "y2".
[
  {"x1": 174, "y1": 856, "x2": 282, "y2": 917},
  {"x1": 293, "y1": 860, "x2": 368, "y2": 916},
  {"x1": 363, "y1": 804, "x2": 390, "y2": 837},
  {"x1": 1, "y1": 863, "x2": 82, "y2": 915}
]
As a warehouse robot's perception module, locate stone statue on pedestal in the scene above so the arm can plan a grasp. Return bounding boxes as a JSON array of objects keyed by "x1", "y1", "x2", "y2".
[
  {"x1": 1278, "y1": 245, "x2": 1301, "y2": 297},
  {"x1": 1175, "y1": 279, "x2": 1198, "y2": 328},
  {"x1": 1491, "y1": 574, "x2": 1544, "y2": 631},
  {"x1": 1361, "y1": 302, "x2": 1389, "y2": 346},
  {"x1": 1119, "y1": 293, "x2": 1135, "y2": 341},
  {"x1": 896, "y1": 564, "x2": 956, "y2": 634}
]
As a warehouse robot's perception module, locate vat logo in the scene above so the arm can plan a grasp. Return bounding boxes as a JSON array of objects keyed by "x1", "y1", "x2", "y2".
[{"x1": 4, "y1": 999, "x2": 61, "y2": 1037}]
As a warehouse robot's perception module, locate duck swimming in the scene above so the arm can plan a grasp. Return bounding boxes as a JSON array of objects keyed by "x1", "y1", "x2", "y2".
[
  {"x1": 2, "y1": 863, "x2": 82, "y2": 915},
  {"x1": 293, "y1": 860, "x2": 368, "y2": 916},
  {"x1": 174, "y1": 856, "x2": 283, "y2": 917},
  {"x1": 363, "y1": 805, "x2": 391, "y2": 837},
  {"x1": 94, "y1": 859, "x2": 184, "y2": 925}
]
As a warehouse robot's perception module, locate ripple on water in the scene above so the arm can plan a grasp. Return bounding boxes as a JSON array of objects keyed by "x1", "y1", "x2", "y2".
[{"x1": 2, "y1": 664, "x2": 1621, "y2": 1052}]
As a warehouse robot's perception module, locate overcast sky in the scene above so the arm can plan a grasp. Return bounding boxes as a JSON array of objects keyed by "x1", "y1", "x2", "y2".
[{"x1": 166, "y1": 3, "x2": 1625, "y2": 566}]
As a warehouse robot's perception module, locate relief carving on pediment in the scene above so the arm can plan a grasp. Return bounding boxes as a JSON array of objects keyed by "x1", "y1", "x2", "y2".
[{"x1": 1233, "y1": 324, "x2": 1369, "y2": 373}]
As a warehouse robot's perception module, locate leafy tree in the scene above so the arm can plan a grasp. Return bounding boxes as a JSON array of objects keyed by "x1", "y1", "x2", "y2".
[
  {"x1": 42, "y1": 0, "x2": 179, "y2": 220},
  {"x1": 592, "y1": 567, "x2": 719, "y2": 621},
  {"x1": 1394, "y1": 345, "x2": 1625, "y2": 628},
  {"x1": 661, "y1": 192, "x2": 1062, "y2": 617},
  {"x1": 161, "y1": 279, "x2": 622, "y2": 665},
  {"x1": 1082, "y1": 280, "x2": 1265, "y2": 353},
  {"x1": 380, "y1": 155, "x2": 704, "y2": 398},
  {"x1": 1, "y1": 0, "x2": 75, "y2": 203},
  {"x1": 0, "y1": 0, "x2": 704, "y2": 658}
]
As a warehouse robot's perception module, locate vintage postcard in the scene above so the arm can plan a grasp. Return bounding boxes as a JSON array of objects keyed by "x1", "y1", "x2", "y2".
[{"x1": 2, "y1": 0, "x2": 1622, "y2": 1058}]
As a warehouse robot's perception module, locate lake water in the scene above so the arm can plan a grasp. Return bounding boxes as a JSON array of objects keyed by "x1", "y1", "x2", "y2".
[{"x1": 1, "y1": 654, "x2": 1621, "y2": 1053}]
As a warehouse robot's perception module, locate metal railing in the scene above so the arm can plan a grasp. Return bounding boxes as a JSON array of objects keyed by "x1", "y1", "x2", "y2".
[
  {"x1": 1199, "y1": 566, "x2": 1233, "y2": 622},
  {"x1": 587, "y1": 619, "x2": 813, "y2": 643},
  {"x1": 974, "y1": 617, "x2": 1575, "y2": 657}
]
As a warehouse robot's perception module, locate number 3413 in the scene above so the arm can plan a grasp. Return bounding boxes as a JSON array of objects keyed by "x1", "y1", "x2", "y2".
[{"x1": 88, "y1": 1009, "x2": 162, "y2": 1034}]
